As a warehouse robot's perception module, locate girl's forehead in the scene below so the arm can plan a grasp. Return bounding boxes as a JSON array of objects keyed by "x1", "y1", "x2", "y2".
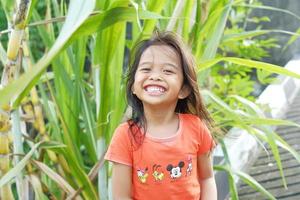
[{"x1": 139, "y1": 45, "x2": 181, "y2": 65}]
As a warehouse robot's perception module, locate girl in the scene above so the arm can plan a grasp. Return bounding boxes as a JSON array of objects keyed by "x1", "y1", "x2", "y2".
[{"x1": 105, "y1": 31, "x2": 217, "y2": 200}]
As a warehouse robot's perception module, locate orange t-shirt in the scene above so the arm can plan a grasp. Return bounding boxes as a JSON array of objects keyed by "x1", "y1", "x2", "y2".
[{"x1": 104, "y1": 113, "x2": 214, "y2": 200}]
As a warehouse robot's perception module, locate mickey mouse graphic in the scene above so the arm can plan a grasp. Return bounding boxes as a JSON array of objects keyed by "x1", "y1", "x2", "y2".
[{"x1": 166, "y1": 161, "x2": 185, "y2": 179}]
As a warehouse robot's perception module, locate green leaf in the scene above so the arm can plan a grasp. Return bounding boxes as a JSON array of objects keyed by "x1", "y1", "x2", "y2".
[
  {"x1": 265, "y1": 129, "x2": 287, "y2": 188},
  {"x1": 24, "y1": 0, "x2": 38, "y2": 25},
  {"x1": 0, "y1": 42, "x2": 6, "y2": 67},
  {"x1": 236, "y1": 170, "x2": 276, "y2": 200},
  {"x1": 235, "y1": 4, "x2": 300, "y2": 21},
  {"x1": 255, "y1": 128, "x2": 300, "y2": 164},
  {"x1": 181, "y1": 0, "x2": 194, "y2": 42},
  {"x1": 222, "y1": 29, "x2": 300, "y2": 43},
  {"x1": 228, "y1": 95, "x2": 265, "y2": 117},
  {"x1": 202, "y1": 1, "x2": 233, "y2": 61},
  {"x1": 274, "y1": 133, "x2": 300, "y2": 164},
  {"x1": 243, "y1": 117, "x2": 300, "y2": 128},
  {"x1": 0, "y1": 0, "x2": 15, "y2": 23},
  {"x1": 198, "y1": 57, "x2": 300, "y2": 79},
  {"x1": 0, "y1": 0, "x2": 95, "y2": 107},
  {"x1": 142, "y1": 0, "x2": 167, "y2": 34},
  {"x1": 283, "y1": 27, "x2": 300, "y2": 51},
  {"x1": 214, "y1": 165, "x2": 276, "y2": 200},
  {"x1": 27, "y1": 175, "x2": 49, "y2": 200},
  {"x1": 32, "y1": 160, "x2": 77, "y2": 195},
  {"x1": 214, "y1": 165, "x2": 239, "y2": 200},
  {"x1": 70, "y1": 7, "x2": 163, "y2": 43},
  {"x1": 251, "y1": 127, "x2": 287, "y2": 189},
  {"x1": 39, "y1": 141, "x2": 67, "y2": 149},
  {"x1": 0, "y1": 142, "x2": 42, "y2": 188},
  {"x1": 219, "y1": 139, "x2": 232, "y2": 165},
  {"x1": 0, "y1": 5, "x2": 166, "y2": 108}
]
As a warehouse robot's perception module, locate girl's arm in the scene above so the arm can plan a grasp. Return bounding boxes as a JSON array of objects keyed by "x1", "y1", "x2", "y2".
[
  {"x1": 197, "y1": 152, "x2": 217, "y2": 200},
  {"x1": 112, "y1": 162, "x2": 132, "y2": 200}
]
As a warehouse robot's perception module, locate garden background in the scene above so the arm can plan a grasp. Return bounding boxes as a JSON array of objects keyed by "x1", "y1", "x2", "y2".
[{"x1": 0, "y1": 0, "x2": 300, "y2": 199}]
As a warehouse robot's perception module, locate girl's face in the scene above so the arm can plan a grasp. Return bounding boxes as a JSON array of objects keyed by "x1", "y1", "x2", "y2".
[{"x1": 132, "y1": 45, "x2": 189, "y2": 109}]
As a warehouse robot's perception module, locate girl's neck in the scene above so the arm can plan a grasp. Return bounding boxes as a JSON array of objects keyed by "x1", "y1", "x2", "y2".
[
  {"x1": 143, "y1": 105, "x2": 177, "y2": 126},
  {"x1": 143, "y1": 106, "x2": 179, "y2": 138}
]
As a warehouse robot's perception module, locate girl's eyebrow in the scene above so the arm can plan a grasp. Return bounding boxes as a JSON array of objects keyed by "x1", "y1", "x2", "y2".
[
  {"x1": 164, "y1": 63, "x2": 179, "y2": 69},
  {"x1": 139, "y1": 61, "x2": 179, "y2": 69},
  {"x1": 139, "y1": 62, "x2": 152, "y2": 66}
]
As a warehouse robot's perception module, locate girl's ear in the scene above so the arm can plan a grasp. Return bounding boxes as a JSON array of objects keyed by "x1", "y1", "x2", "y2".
[
  {"x1": 131, "y1": 85, "x2": 136, "y2": 94},
  {"x1": 178, "y1": 84, "x2": 191, "y2": 99}
]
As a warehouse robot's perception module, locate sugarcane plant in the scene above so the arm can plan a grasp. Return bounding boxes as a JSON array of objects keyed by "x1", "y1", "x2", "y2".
[
  {"x1": 0, "y1": 0, "x2": 31, "y2": 199},
  {"x1": 0, "y1": 0, "x2": 300, "y2": 199}
]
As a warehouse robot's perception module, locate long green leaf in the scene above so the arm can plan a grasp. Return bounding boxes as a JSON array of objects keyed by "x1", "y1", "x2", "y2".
[
  {"x1": 283, "y1": 27, "x2": 300, "y2": 51},
  {"x1": 0, "y1": 0, "x2": 14, "y2": 24},
  {"x1": 214, "y1": 165, "x2": 239, "y2": 200},
  {"x1": 254, "y1": 128, "x2": 300, "y2": 164},
  {"x1": 0, "y1": 0, "x2": 95, "y2": 107},
  {"x1": 181, "y1": 0, "x2": 194, "y2": 41},
  {"x1": 70, "y1": 7, "x2": 163, "y2": 44},
  {"x1": 222, "y1": 29, "x2": 300, "y2": 43},
  {"x1": 0, "y1": 142, "x2": 42, "y2": 188},
  {"x1": 214, "y1": 165, "x2": 276, "y2": 200},
  {"x1": 235, "y1": 4, "x2": 300, "y2": 21},
  {"x1": 265, "y1": 127, "x2": 286, "y2": 188},
  {"x1": 228, "y1": 95, "x2": 265, "y2": 117},
  {"x1": 24, "y1": 0, "x2": 38, "y2": 25},
  {"x1": 27, "y1": 175, "x2": 49, "y2": 200},
  {"x1": 46, "y1": 77, "x2": 98, "y2": 199},
  {"x1": 32, "y1": 160, "x2": 78, "y2": 195},
  {"x1": 198, "y1": 57, "x2": 300, "y2": 79},
  {"x1": 0, "y1": 42, "x2": 6, "y2": 68},
  {"x1": 274, "y1": 133, "x2": 300, "y2": 164},
  {"x1": 219, "y1": 139, "x2": 232, "y2": 166},
  {"x1": 202, "y1": 1, "x2": 233, "y2": 60},
  {"x1": 142, "y1": 0, "x2": 167, "y2": 34},
  {"x1": 0, "y1": 5, "x2": 165, "y2": 107},
  {"x1": 251, "y1": 127, "x2": 287, "y2": 189},
  {"x1": 80, "y1": 86, "x2": 97, "y2": 162},
  {"x1": 243, "y1": 117, "x2": 300, "y2": 128},
  {"x1": 235, "y1": 170, "x2": 276, "y2": 200}
]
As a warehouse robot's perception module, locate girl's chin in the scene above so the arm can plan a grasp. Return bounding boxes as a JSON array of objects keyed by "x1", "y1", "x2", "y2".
[{"x1": 142, "y1": 100, "x2": 177, "y2": 108}]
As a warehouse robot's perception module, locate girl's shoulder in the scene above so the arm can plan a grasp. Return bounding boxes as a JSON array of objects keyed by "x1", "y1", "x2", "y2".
[
  {"x1": 117, "y1": 121, "x2": 130, "y2": 129},
  {"x1": 179, "y1": 113, "x2": 207, "y2": 130},
  {"x1": 110, "y1": 122, "x2": 133, "y2": 147},
  {"x1": 114, "y1": 121, "x2": 139, "y2": 138},
  {"x1": 113, "y1": 122, "x2": 130, "y2": 135}
]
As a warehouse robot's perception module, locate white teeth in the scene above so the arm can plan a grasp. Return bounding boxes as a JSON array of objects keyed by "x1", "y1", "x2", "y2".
[{"x1": 146, "y1": 86, "x2": 165, "y2": 92}]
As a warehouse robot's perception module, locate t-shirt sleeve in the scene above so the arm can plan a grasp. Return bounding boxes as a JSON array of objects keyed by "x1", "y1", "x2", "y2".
[
  {"x1": 197, "y1": 118, "x2": 215, "y2": 155},
  {"x1": 104, "y1": 125, "x2": 133, "y2": 166}
]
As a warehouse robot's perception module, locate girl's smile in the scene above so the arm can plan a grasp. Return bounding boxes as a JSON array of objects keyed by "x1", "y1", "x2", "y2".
[{"x1": 144, "y1": 84, "x2": 166, "y2": 96}]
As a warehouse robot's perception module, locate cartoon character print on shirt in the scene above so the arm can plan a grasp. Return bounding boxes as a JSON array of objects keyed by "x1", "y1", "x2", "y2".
[
  {"x1": 186, "y1": 155, "x2": 193, "y2": 177},
  {"x1": 152, "y1": 164, "x2": 164, "y2": 181},
  {"x1": 166, "y1": 161, "x2": 185, "y2": 179},
  {"x1": 137, "y1": 167, "x2": 149, "y2": 183}
]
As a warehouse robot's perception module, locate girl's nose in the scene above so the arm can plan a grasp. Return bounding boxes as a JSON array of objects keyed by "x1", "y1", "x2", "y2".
[{"x1": 149, "y1": 72, "x2": 162, "y2": 81}]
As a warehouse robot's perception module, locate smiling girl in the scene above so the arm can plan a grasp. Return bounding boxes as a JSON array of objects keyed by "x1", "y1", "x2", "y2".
[{"x1": 105, "y1": 31, "x2": 217, "y2": 200}]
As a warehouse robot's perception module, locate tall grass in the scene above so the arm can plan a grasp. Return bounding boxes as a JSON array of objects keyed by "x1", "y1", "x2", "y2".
[{"x1": 0, "y1": 0, "x2": 300, "y2": 199}]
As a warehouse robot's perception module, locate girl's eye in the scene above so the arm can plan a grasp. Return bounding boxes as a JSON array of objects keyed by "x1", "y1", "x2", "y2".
[
  {"x1": 139, "y1": 67, "x2": 150, "y2": 72},
  {"x1": 163, "y1": 69, "x2": 174, "y2": 74}
]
